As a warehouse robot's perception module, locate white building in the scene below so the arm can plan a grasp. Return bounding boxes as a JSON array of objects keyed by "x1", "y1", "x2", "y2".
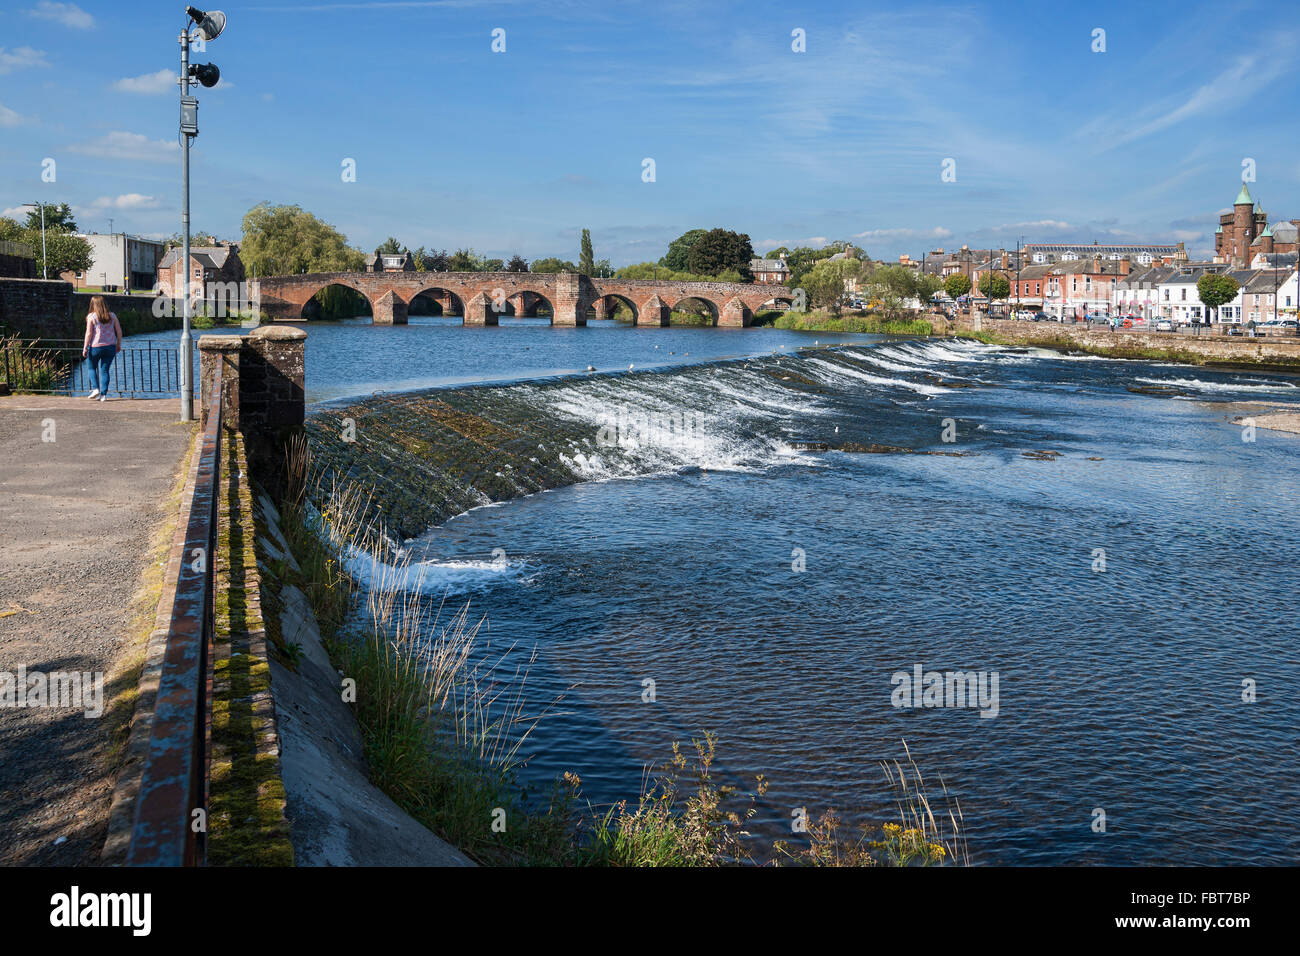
[{"x1": 60, "y1": 233, "x2": 166, "y2": 292}]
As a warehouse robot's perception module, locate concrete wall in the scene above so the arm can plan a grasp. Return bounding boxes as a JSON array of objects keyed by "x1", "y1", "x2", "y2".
[{"x1": 955, "y1": 315, "x2": 1300, "y2": 364}]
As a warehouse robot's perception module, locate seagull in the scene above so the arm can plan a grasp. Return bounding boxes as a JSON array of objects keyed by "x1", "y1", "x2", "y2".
[
  {"x1": 586, "y1": 365, "x2": 595, "y2": 371},
  {"x1": 629, "y1": 363, "x2": 634, "y2": 370}
]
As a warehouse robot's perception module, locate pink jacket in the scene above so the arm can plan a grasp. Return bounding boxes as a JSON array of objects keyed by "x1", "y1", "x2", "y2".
[{"x1": 85, "y1": 313, "x2": 123, "y2": 350}]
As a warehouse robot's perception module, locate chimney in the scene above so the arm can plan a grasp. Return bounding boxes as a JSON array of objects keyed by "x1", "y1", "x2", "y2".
[{"x1": 1000, "y1": 248, "x2": 1008, "y2": 269}]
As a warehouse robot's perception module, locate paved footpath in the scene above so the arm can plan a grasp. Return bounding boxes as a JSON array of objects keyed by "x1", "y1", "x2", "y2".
[{"x1": 0, "y1": 396, "x2": 192, "y2": 865}]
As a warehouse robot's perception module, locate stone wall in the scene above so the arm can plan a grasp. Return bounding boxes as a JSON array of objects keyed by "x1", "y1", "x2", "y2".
[
  {"x1": 0, "y1": 278, "x2": 76, "y2": 338},
  {"x1": 0, "y1": 252, "x2": 36, "y2": 280},
  {"x1": 198, "y1": 326, "x2": 307, "y2": 500},
  {"x1": 0, "y1": 278, "x2": 186, "y2": 339},
  {"x1": 953, "y1": 315, "x2": 1300, "y2": 364}
]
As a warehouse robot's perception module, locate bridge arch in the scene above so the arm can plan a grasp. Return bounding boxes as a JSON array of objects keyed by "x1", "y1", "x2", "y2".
[
  {"x1": 670, "y1": 295, "x2": 720, "y2": 327},
  {"x1": 301, "y1": 280, "x2": 373, "y2": 321},
  {"x1": 409, "y1": 285, "x2": 465, "y2": 318},
  {"x1": 588, "y1": 293, "x2": 637, "y2": 323}
]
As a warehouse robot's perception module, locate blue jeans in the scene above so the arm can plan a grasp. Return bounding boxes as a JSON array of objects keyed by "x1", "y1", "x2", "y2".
[{"x1": 87, "y1": 345, "x2": 117, "y2": 394}]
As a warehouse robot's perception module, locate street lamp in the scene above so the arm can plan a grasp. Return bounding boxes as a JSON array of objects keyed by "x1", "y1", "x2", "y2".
[
  {"x1": 176, "y1": 4, "x2": 225, "y2": 422},
  {"x1": 21, "y1": 202, "x2": 47, "y2": 279}
]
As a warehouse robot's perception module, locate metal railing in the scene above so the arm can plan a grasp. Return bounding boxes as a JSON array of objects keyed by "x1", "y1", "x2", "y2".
[
  {"x1": 0, "y1": 239, "x2": 34, "y2": 259},
  {"x1": 0, "y1": 338, "x2": 180, "y2": 396},
  {"x1": 125, "y1": 363, "x2": 223, "y2": 866}
]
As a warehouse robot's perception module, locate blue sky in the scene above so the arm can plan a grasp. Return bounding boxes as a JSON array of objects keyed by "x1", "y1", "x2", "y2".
[{"x1": 2, "y1": 0, "x2": 1298, "y2": 266}]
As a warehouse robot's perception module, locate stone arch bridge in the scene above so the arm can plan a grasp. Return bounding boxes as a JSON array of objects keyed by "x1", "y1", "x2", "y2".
[{"x1": 254, "y1": 271, "x2": 794, "y2": 327}]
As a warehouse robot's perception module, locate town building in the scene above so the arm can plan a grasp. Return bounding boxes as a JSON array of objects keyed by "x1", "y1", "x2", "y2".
[
  {"x1": 750, "y1": 255, "x2": 791, "y2": 284},
  {"x1": 59, "y1": 232, "x2": 166, "y2": 291},
  {"x1": 1215, "y1": 183, "x2": 1300, "y2": 268},
  {"x1": 156, "y1": 242, "x2": 246, "y2": 299},
  {"x1": 1022, "y1": 241, "x2": 1184, "y2": 266},
  {"x1": 366, "y1": 251, "x2": 415, "y2": 272}
]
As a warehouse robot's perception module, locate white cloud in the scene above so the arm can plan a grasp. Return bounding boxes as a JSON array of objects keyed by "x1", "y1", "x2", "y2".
[
  {"x1": 88, "y1": 194, "x2": 160, "y2": 211},
  {"x1": 991, "y1": 220, "x2": 1073, "y2": 233},
  {"x1": 112, "y1": 69, "x2": 175, "y2": 95},
  {"x1": 853, "y1": 226, "x2": 953, "y2": 241},
  {"x1": 756, "y1": 236, "x2": 829, "y2": 250},
  {"x1": 67, "y1": 131, "x2": 180, "y2": 164},
  {"x1": 0, "y1": 102, "x2": 27, "y2": 127},
  {"x1": 2, "y1": 206, "x2": 32, "y2": 219},
  {"x1": 28, "y1": 2, "x2": 95, "y2": 30},
  {"x1": 0, "y1": 46, "x2": 50, "y2": 75}
]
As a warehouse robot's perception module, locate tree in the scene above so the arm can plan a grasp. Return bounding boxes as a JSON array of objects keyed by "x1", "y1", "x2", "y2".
[
  {"x1": 801, "y1": 258, "x2": 861, "y2": 316},
  {"x1": 447, "y1": 248, "x2": 479, "y2": 272},
  {"x1": 978, "y1": 272, "x2": 1011, "y2": 304},
  {"x1": 579, "y1": 229, "x2": 595, "y2": 274},
  {"x1": 868, "y1": 265, "x2": 919, "y2": 301},
  {"x1": 165, "y1": 231, "x2": 218, "y2": 249},
  {"x1": 944, "y1": 273, "x2": 972, "y2": 299},
  {"x1": 687, "y1": 228, "x2": 754, "y2": 280},
  {"x1": 239, "y1": 202, "x2": 365, "y2": 276},
  {"x1": 1197, "y1": 273, "x2": 1239, "y2": 325},
  {"x1": 531, "y1": 257, "x2": 577, "y2": 273},
  {"x1": 423, "y1": 248, "x2": 449, "y2": 272},
  {"x1": 660, "y1": 228, "x2": 707, "y2": 272},
  {"x1": 915, "y1": 272, "x2": 944, "y2": 303},
  {"x1": 506, "y1": 254, "x2": 529, "y2": 272},
  {"x1": 25, "y1": 202, "x2": 77, "y2": 233},
  {"x1": 1, "y1": 213, "x2": 90, "y2": 278},
  {"x1": 376, "y1": 236, "x2": 404, "y2": 256}
]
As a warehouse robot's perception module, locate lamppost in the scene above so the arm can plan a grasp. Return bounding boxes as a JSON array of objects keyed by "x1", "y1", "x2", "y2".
[
  {"x1": 176, "y1": 5, "x2": 225, "y2": 422},
  {"x1": 21, "y1": 202, "x2": 47, "y2": 278}
]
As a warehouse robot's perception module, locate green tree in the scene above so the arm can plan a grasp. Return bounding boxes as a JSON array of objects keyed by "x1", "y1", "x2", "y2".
[
  {"x1": 943, "y1": 273, "x2": 972, "y2": 299},
  {"x1": 978, "y1": 272, "x2": 1011, "y2": 303},
  {"x1": 239, "y1": 202, "x2": 365, "y2": 276},
  {"x1": 24, "y1": 202, "x2": 77, "y2": 233},
  {"x1": 376, "y1": 236, "x2": 405, "y2": 256},
  {"x1": 660, "y1": 228, "x2": 708, "y2": 272},
  {"x1": 531, "y1": 257, "x2": 577, "y2": 273},
  {"x1": 914, "y1": 272, "x2": 943, "y2": 304},
  {"x1": 687, "y1": 228, "x2": 754, "y2": 280},
  {"x1": 579, "y1": 229, "x2": 595, "y2": 274},
  {"x1": 801, "y1": 258, "x2": 861, "y2": 316},
  {"x1": 1197, "y1": 273, "x2": 1240, "y2": 324},
  {"x1": 447, "y1": 248, "x2": 479, "y2": 272},
  {"x1": 506, "y1": 254, "x2": 529, "y2": 272},
  {"x1": 868, "y1": 265, "x2": 919, "y2": 301},
  {"x1": 0, "y1": 213, "x2": 90, "y2": 278}
]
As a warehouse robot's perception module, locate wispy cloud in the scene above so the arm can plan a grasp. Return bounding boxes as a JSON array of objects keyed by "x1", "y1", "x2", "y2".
[
  {"x1": 0, "y1": 46, "x2": 50, "y2": 75},
  {"x1": 1086, "y1": 35, "x2": 1297, "y2": 151},
  {"x1": 27, "y1": 1, "x2": 94, "y2": 30},
  {"x1": 854, "y1": 226, "x2": 953, "y2": 241},
  {"x1": 112, "y1": 69, "x2": 174, "y2": 95},
  {"x1": 0, "y1": 102, "x2": 28, "y2": 127},
  {"x1": 67, "y1": 131, "x2": 180, "y2": 164}
]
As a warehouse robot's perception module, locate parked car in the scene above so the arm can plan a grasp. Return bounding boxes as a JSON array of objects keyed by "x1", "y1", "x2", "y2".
[
  {"x1": 1032, "y1": 312, "x2": 1049, "y2": 322},
  {"x1": 1155, "y1": 319, "x2": 1175, "y2": 332}
]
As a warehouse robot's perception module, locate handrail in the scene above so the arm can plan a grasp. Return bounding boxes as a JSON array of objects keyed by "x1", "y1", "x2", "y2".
[
  {"x1": 125, "y1": 362, "x2": 223, "y2": 866},
  {"x1": 0, "y1": 239, "x2": 34, "y2": 259}
]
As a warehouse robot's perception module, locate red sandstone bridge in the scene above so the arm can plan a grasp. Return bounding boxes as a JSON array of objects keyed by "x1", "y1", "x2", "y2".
[{"x1": 254, "y1": 271, "x2": 795, "y2": 327}]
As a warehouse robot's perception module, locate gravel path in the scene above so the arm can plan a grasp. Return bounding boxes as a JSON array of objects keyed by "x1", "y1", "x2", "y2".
[{"x1": 0, "y1": 396, "x2": 191, "y2": 865}]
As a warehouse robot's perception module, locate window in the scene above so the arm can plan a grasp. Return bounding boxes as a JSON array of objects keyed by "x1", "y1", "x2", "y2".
[{"x1": 1181, "y1": 289, "x2": 1186, "y2": 300}]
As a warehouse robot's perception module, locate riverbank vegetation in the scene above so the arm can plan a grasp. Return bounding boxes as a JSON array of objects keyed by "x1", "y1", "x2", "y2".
[
  {"x1": 274, "y1": 440, "x2": 967, "y2": 866},
  {"x1": 754, "y1": 309, "x2": 934, "y2": 336}
]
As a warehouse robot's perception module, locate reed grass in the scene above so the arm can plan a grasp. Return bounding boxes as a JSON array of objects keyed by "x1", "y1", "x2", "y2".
[{"x1": 0, "y1": 335, "x2": 70, "y2": 392}]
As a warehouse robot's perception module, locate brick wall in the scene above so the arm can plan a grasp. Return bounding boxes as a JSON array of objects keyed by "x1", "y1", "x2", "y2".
[{"x1": 0, "y1": 253, "x2": 37, "y2": 280}]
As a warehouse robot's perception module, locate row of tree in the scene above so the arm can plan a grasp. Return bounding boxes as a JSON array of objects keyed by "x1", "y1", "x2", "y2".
[{"x1": 0, "y1": 203, "x2": 92, "y2": 278}]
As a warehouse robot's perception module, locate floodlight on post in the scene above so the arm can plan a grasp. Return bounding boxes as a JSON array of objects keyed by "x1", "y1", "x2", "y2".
[{"x1": 175, "y1": 6, "x2": 225, "y2": 423}]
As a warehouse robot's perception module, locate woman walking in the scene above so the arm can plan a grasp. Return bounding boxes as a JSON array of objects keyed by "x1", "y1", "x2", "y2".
[{"x1": 82, "y1": 296, "x2": 124, "y2": 402}]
